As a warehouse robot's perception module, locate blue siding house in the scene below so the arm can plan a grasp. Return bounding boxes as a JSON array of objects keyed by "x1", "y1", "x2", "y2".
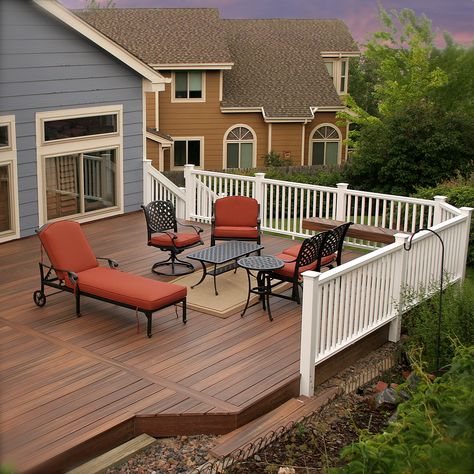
[{"x1": 0, "y1": 0, "x2": 168, "y2": 242}]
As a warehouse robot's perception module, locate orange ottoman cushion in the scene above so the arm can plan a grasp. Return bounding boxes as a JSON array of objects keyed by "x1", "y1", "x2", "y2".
[{"x1": 76, "y1": 267, "x2": 186, "y2": 311}]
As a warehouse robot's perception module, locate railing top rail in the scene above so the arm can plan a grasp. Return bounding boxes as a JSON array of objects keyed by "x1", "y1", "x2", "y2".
[
  {"x1": 317, "y1": 239, "x2": 406, "y2": 283},
  {"x1": 191, "y1": 169, "x2": 256, "y2": 182},
  {"x1": 261, "y1": 177, "x2": 337, "y2": 193},
  {"x1": 345, "y1": 188, "x2": 435, "y2": 206},
  {"x1": 439, "y1": 200, "x2": 462, "y2": 216},
  {"x1": 147, "y1": 165, "x2": 186, "y2": 198}
]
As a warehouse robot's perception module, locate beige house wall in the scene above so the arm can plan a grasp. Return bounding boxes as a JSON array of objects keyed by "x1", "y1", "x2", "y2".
[
  {"x1": 270, "y1": 123, "x2": 303, "y2": 165},
  {"x1": 146, "y1": 72, "x2": 347, "y2": 171}
]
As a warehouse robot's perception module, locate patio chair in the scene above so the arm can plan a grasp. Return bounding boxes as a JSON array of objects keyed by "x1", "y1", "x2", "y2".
[
  {"x1": 142, "y1": 200, "x2": 203, "y2": 276},
  {"x1": 33, "y1": 220, "x2": 187, "y2": 338},
  {"x1": 268, "y1": 232, "x2": 328, "y2": 304},
  {"x1": 281, "y1": 221, "x2": 353, "y2": 270},
  {"x1": 211, "y1": 196, "x2": 261, "y2": 247}
]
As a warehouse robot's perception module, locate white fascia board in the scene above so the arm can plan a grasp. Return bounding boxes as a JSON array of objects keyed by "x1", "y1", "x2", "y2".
[
  {"x1": 264, "y1": 117, "x2": 308, "y2": 123},
  {"x1": 316, "y1": 106, "x2": 346, "y2": 112},
  {"x1": 151, "y1": 63, "x2": 234, "y2": 70},
  {"x1": 220, "y1": 107, "x2": 265, "y2": 114},
  {"x1": 34, "y1": 0, "x2": 168, "y2": 86},
  {"x1": 320, "y1": 51, "x2": 361, "y2": 58},
  {"x1": 146, "y1": 131, "x2": 173, "y2": 146}
]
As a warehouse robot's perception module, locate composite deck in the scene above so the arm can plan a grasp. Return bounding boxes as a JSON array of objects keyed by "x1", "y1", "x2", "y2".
[{"x1": 0, "y1": 212, "x2": 362, "y2": 473}]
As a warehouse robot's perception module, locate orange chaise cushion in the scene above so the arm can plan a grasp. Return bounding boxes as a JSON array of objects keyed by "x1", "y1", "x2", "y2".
[
  {"x1": 150, "y1": 233, "x2": 201, "y2": 248},
  {"x1": 213, "y1": 226, "x2": 259, "y2": 239},
  {"x1": 39, "y1": 221, "x2": 98, "y2": 280},
  {"x1": 214, "y1": 196, "x2": 258, "y2": 228},
  {"x1": 76, "y1": 267, "x2": 187, "y2": 311}
]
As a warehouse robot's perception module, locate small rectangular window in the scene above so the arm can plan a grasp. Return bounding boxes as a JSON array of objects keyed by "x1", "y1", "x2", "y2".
[
  {"x1": 173, "y1": 139, "x2": 201, "y2": 167},
  {"x1": 44, "y1": 114, "x2": 117, "y2": 142},
  {"x1": 324, "y1": 61, "x2": 334, "y2": 79},
  {"x1": 174, "y1": 71, "x2": 203, "y2": 100},
  {"x1": 0, "y1": 125, "x2": 9, "y2": 148},
  {"x1": 0, "y1": 164, "x2": 12, "y2": 233},
  {"x1": 340, "y1": 60, "x2": 348, "y2": 93}
]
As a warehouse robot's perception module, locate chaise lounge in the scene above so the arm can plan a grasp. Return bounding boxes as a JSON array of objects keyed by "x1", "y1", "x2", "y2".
[{"x1": 33, "y1": 220, "x2": 187, "y2": 337}]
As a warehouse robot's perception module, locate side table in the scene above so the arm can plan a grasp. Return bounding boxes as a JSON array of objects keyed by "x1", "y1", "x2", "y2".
[{"x1": 237, "y1": 255, "x2": 284, "y2": 321}]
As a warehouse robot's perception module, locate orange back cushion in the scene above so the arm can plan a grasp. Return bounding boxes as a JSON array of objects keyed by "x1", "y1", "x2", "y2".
[
  {"x1": 39, "y1": 221, "x2": 98, "y2": 275},
  {"x1": 214, "y1": 196, "x2": 258, "y2": 227}
]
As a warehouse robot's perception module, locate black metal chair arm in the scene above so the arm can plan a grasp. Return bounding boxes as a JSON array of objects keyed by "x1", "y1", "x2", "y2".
[
  {"x1": 176, "y1": 220, "x2": 203, "y2": 234},
  {"x1": 40, "y1": 262, "x2": 78, "y2": 285},
  {"x1": 96, "y1": 257, "x2": 119, "y2": 268}
]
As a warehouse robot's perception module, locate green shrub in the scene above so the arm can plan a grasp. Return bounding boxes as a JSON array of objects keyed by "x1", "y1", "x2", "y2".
[
  {"x1": 333, "y1": 344, "x2": 474, "y2": 474},
  {"x1": 263, "y1": 150, "x2": 292, "y2": 167},
  {"x1": 413, "y1": 174, "x2": 474, "y2": 266},
  {"x1": 402, "y1": 278, "x2": 474, "y2": 372}
]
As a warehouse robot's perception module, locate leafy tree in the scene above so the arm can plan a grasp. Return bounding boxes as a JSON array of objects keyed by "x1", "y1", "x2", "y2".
[{"x1": 341, "y1": 7, "x2": 474, "y2": 194}]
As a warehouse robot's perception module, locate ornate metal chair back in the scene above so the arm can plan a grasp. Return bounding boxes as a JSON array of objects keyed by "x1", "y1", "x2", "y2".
[
  {"x1": 143, "y1": 200, "x2": 178, "y2": 233},
  {"x1": 296, "y1": 231, "x2": 328, "y2": 271}
]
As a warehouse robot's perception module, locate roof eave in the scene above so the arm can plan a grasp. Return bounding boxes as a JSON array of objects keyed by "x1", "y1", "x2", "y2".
[
  {"x1": 151, "y1": 63, "x2": 234, "y2": 70},
  {"x1": 320, "y1": 51, "x2": 361, "y2": 57},
  {"x1": 33, "y1": 0, "x2": 168, "y2": 87}
]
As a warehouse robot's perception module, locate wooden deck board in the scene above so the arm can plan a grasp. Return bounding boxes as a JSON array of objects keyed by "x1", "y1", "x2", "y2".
[{"x1": 0, "y1": 211, "x2": 364, "y2": 473}]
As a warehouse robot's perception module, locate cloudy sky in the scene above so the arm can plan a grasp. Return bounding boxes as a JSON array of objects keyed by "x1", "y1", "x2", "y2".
[{"x1": 60, "y1": 0, "x2": 474, "y2": 47}]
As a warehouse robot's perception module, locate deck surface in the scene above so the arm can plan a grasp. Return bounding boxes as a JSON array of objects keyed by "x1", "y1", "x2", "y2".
[{"x1": 0, "y1": 212, "x2": 360, "y2": 473}]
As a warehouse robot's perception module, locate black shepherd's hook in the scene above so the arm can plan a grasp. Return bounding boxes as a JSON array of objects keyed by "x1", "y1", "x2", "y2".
[{"x1": 404, "y1": 228, "x2": 445, "y2": 372}]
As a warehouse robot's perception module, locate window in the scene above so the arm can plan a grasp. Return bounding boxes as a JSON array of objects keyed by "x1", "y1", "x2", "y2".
[
  {"x1": 173, "y1": 71, "x2": 204, "y2": 100},
  {"x1": 225, "y1": 126, "x2": 255, "y2": 169},
  {"x1": 44, "y1": 114, "x2": 117, "y2": 142},
  {"x1": 311, "y1": 124, "x2": 341, "y2": 166},
  {"x1": 37, "y1": 106, "x2": 123, "y2": 225},
  {"x1": 323, "y1": 59, "x2": 349, "y2": 95},
  {"x1": 45, "y1": 149, "x2": 117, "y2": 220},
  {"x1": 173, "y1": 139, "x2": 202, "y2": 168},
  {"x1": 0, "y1": 124, "x2": 10, "y2": 149},
  {"x1": 0, "y1": 115, "x2": 19, "y2": 242}
]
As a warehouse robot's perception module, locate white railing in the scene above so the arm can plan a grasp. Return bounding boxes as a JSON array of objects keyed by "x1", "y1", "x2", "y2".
[
  {"x1": 143, "y1": 164, "x2": 472, "y2": 397},
  {"x1": 143, "y1": 160, "x2": 186, "y2": 218}
]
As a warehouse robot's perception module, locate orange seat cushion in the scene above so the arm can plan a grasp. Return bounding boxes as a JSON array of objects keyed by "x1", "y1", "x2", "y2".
[
  {"x1": 150, "y1": 233, "x2": 201, "y2": 248},
  {"x1": 213, "y1": 226, "x2": 259, "y2": 239},
  {"x1": 282, "y1": 244, "x2": 302, "y2": 257},
  {"x1": 214, "y1": 196, "x2": 258, "y2": 227},
  {"x1": 273, "y1": 253, "x2": 318, "y2": 278},
  {"x1": 76, "y1": 267, "x2": 187, "y2": 311}
]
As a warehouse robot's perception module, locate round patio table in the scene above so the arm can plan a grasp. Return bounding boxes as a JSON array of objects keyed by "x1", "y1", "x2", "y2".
[{"x1": 238, "y1": 255, "x2": 284, "y2": 321}]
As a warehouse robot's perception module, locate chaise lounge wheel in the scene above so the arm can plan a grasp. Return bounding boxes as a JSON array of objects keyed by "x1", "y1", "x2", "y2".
[{"x1": 33, "y1": 290, "x2": 46, "y2": 307}]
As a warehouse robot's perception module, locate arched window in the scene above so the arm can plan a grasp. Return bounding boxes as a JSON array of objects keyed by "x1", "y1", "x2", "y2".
[
  {"x1": 311, "y1": 125, "x2": 341, "y2": 166},
  {"x1": 225, "y1": 126, "x2": 255, "y2": 169}
]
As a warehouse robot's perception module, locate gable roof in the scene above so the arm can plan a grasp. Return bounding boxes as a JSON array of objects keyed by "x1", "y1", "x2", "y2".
[
  {"x1": 77, "y1": 8, "x2": 359, "y2": 119},
  {"x1": 77, "y1": 8, "x2": 233, "y2": 68},
  {"x1": 33, "y1": 0, "x2": 168, "y2": 90}
]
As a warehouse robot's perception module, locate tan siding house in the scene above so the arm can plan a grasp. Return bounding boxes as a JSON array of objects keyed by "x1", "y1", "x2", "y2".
[{"x1": 79, "y1": 9, "x2": 359, "y2": 171}]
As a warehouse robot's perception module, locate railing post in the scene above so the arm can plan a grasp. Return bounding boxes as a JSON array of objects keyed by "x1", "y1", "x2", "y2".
[
  {"x1": 433, "y1": 195, "x2": 447, "y2": 225},
  {"x1": 459, "y1": 207, "x2": 473, "y2": 282},
  {"x1": 299, "y1": 270, "x2": 321, "y2": 396},
  {"x1": 142, "y1": 159, "x2": 153, "y2": 205},
  {"x1": 336, "y1": 183, "x2": 349, "y2": 221},
  {"x1": 254, "y1": 172, "x2": 266, "y2": 217},
  {"x1": 184, "y1": 164, "x2": 195, "y2": 220},
  {"x1": 389, "y1": 233, "x2": 410, "y2": 342}
]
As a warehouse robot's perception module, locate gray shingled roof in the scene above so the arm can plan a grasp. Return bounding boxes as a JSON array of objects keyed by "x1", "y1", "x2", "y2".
[
  {"x1": 77, "y1": 8, "x2": 232, "y2": 65},
  {"x1": 76, "y1": 9, "x2": 358, "y2": 118}
]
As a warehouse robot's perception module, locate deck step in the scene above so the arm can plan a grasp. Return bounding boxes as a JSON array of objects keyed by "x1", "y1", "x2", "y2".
[
  {"x1": 66, "y1": 433, "x2": 156, "y2": 474},
  {"x1": 210, "y1": 386, "x2": 340, "y2": 459}
]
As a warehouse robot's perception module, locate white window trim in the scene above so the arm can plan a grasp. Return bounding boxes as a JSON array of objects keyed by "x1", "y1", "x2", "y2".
[
  {"x1": 222, "y1": 124, "x2": 257, "y2": 169},
  {"x1": 171, "y1": 71, "x2": 206, "y2": 103},
  {"x1": 308, "y1": 123, "x2": 342, "y2": 166},
  {"x1": 171, "y1": 137, "x2": 204, "y2": 170},
  {"x1": 39, "y1": 104, "x2": 121, "y2": 146},
  {"x1": 36, "y1": 105, "x2": 124, "y2": 226},
  {"x1": 323, "y1": 58, "x2": 349, "y2": 95},
  {"x1": 0, "y1": 115, "x2": 20, "y2": 243}
]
